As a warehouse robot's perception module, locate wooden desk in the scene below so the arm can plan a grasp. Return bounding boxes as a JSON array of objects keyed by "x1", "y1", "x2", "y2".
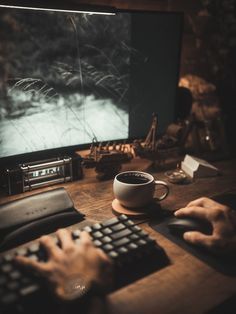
[{"x1": 1, "y1": 157, "x2": 236, "y2": 314}]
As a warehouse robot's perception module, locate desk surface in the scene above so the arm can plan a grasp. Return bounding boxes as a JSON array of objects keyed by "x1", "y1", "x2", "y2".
[{"x1": 1, "y1": 157, "x2": 236, "y2": 314}]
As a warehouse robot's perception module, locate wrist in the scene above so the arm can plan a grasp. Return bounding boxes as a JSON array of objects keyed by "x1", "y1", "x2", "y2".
[
  {"x1": 59, "y1": 274, "x2": 92, "y2": 302},
  {"x1": 55, "y1": 275, "x2": 94, "y2": 314}
]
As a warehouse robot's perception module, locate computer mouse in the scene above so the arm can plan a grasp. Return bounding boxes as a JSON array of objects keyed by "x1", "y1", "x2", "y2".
[{"x1": 167, "y1": 217, "x2": 212, "y2": 236}]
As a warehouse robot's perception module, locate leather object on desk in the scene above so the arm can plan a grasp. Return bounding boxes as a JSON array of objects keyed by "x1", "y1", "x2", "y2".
[{"x1": 0, "y1": 187, "x2": 84, "y2": 251}]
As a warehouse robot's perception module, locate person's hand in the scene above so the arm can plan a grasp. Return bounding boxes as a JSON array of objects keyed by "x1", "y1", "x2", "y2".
[
  {"x1": 15, "y1": 230, "x2": 113, "y2": 300},
  {"x1": 175, "y1": 197, "x2": 236, "y2": 255}
]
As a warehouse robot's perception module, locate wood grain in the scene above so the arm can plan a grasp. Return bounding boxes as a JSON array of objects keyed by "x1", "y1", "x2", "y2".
[{"x1": 0, "y1": 157, "x2": 236, "y2": 313}]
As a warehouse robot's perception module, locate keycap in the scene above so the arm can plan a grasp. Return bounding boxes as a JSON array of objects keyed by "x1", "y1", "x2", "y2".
[
  {"x1": 102, "y1": 228, "x2": 112, "y2": 235},
  {"x1": 28, "y1": 243, "x2": 40, "y2": 254},
  {"x1": 3, "y1": 254, "x2": 14, "y2": 262},
  {"x1": 138, "y1": 230, "x2": 148, "y2": 237},
  {"x1": 16, "y1": 248, "x2": 27, "y2": 256},
  {"x1": 102, "y1": 217, "x2": 119, "y2": 227},
  {"x1": 129, "y1": 234, "x2": 139, "y2": 241},
  {"x1": 19, "y1": 284, "x2": 39, "y2": 297},
  {"x1": 110, "y1": 229, "x2": 132, "y2": 240},
  {"x1": 113, "y1": 237, "x2": 130, "y2": 247},
  {"x1": 92, "y1": 231, "x2": 103, "y2": 238},
  {"x1": 94, "y1": 240, "x2": 102, "y2": 247},
  {"x1": 118, "y1": 215, "x2": 128, "y2": 221},
  {"x1": 9, "y1": 271, "x2": 22, "y2": 280},
  {"x1": 127, "y1": 243, "x2": 138, "y2": 250},
  {"x1": 131, "y1": 225, "x2": 141, "y2": 232},
  {"x1": 72, "y1": 230, "x2": 81, "y2": 239},
  {"x1": 136, "y1": 239, "x2": 147, "y2": 246},
  {"x1": 111, "y1": 223, "x2": 125, "y2": 232},
  {"x1": 124, "y1": 220, "x2": 134, "y2": 226},
  {"x1": 103, "y1": 244, "x2": 114, "y2": 251},
  {"x1": 101, "y1": 236, "x2": 112, "y2": 243},
  {"x1": 1, "y1": 264, "x2": 13, "y2": 273},
  {"x1": 28, "y1": 255, "x2": 39, "y2": 262},
  {"x1": 83, "y1": 226, "x2": 92, "y2": 233},
  {"x1": 92, "y1": 223, "x2": 102, "y2": 230},
  {"x1": 108, "y1": 251, "x2": 119, "y2": 259},
  {"x1": 118, "y1": 247, "x2": 128, "y2": 254}
]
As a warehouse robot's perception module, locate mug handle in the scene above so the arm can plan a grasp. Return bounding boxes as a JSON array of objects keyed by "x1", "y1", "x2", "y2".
[{"x1": 154, "y1": 180, "x2": 169, "y2": 201}]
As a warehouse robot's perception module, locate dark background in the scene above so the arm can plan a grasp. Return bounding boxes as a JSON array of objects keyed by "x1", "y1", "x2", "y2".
[
  {"x1": 63, "y1": 0, "x2": 236, "y2": 156},
  {"x1": 0, "y1": 0, "x2": 235, "y2": 155}
]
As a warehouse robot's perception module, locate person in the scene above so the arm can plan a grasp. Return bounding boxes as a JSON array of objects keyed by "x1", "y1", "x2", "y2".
[
  {"x1": 174, "y1": 197, "x2": 236, "y2": 255},
  {"x1": 16, "y1": 197, "x2": 236, "y2": 304},
  {"x1": 16, "y1": 229, "x2": 113, "y2": 310}
]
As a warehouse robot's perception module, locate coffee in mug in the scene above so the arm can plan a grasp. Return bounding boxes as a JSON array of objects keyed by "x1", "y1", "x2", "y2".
[{"x1": 113, "y1": 171, "x2": 169, "y2": 208}]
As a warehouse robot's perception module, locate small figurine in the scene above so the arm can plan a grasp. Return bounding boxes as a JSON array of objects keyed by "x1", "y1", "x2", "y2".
[
  {"x1": 83, "y1": 140, "x2": 133, "y2": 180},
  {"x1": 133, "y1": 113, "x2": 180, "y2": 166}
]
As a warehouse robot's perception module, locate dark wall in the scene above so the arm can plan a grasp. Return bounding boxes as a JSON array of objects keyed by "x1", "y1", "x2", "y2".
[{"x1": 71, "y1": 0, "x2": 236, "y2": 155}]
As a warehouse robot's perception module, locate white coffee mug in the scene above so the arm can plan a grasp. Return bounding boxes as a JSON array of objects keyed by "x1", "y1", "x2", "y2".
[{"x1": 113, "y1": 171, "x2": 169, "y2": 208}]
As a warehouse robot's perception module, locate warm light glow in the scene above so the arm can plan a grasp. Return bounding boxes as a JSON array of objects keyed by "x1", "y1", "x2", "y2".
[{"x1": 0, "y1": 4, "x2": 116, "y2": 15}]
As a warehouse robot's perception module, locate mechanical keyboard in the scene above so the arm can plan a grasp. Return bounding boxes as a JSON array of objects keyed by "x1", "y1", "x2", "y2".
[{"x1": 0, "y1": 214, "x2": 169, "y2": 313}]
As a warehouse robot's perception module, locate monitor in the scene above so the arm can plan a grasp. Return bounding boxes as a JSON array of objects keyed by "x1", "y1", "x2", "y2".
[{"x1": 0, "y1": 6, "x2": 183, "y2": 167}]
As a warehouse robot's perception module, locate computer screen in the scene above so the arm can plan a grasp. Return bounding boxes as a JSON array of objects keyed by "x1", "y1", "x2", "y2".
[{"x1": 0, "y1": 7, "x2": 182, "y2": 163}]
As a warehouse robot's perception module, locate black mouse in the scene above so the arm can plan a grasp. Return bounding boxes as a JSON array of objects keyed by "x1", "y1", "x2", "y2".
[{"x1": 167, "y1": 217, "x2": 212, "y2": 236}]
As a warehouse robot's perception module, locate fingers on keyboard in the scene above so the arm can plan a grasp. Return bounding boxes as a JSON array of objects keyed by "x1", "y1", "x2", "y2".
[
  {"x1": 0, "y1": 214, "x2": 167, "y2": 310},
  {"x1": 56, "y1": 229, "x2": 74, "y2": 251},
  {"x1": 80, "y1": 231, "x2": 93, "y2": 246},
  {"x1": 15, "y1": 255, "x2": 48, "y2": 274},
  {"x1": 39, "y1": 235, "x2": 61, "y2": 257}
]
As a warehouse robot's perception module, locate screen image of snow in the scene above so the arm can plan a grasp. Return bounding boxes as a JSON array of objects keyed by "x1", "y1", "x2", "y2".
[{"x1": 0, "y1": 10, "x2": 130, "y2": 157}]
